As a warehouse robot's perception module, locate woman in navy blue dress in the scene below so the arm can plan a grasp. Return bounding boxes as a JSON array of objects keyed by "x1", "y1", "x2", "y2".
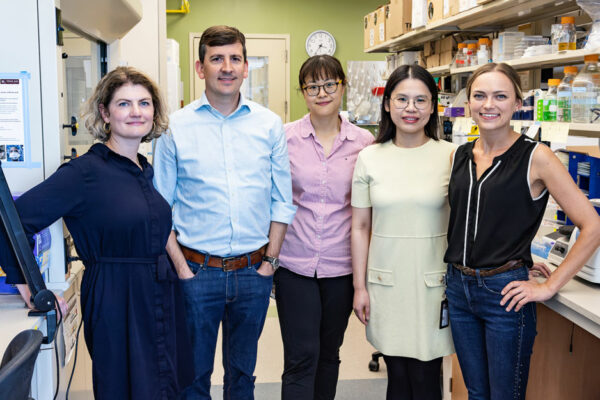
[{"x1": 0, "y1": 66, "x2": 192, "y2": 399}]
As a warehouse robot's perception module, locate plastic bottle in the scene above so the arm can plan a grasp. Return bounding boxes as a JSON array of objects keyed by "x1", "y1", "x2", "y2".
[
  {"x1": 557, "y1": 66, "x2": 578, "y2": 122},
  {"x1": 572, "y1": 54, "x2": 600, "y2": 123},
  {"x1": 454, "y1": 43, "x2": 467, "y2": 67},
  {"x1": 477, "y1": 43, "x2": 490, "y2": 66},
  {"x1": 558, "y1": 16, "x2": 576, "y2": 51},
  {"x1": 543, "y1": 79, "x2": 560, "y2": 121},
  {"x1": 467, "y1": 43, "x2": 478, "y2": 66},
  {"x1": 484, "y1": 38, "x2": 493, "y2": 62},
  {"x1": 535, "y1": 89, "x2": 546, "y2": 121}
]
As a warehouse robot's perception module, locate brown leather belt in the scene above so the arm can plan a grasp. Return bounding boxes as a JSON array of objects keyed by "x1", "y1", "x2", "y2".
[
  {"x1": 452, "y1": 259, "x2": 525, "y2": 277},
  {"x1": 180, "y1": 244, "x2": 266, "y2": 271}
]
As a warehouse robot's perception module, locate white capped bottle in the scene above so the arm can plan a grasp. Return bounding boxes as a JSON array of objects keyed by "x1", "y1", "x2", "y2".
[
  {"x1": 557, "y1": 66, "x2": 578, "y2": 122},
  {"x1": 572, "y1": 54, "x2": 600, "y2": 123}
]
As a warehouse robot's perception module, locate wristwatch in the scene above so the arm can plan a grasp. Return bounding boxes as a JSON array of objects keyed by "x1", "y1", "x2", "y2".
[{"x1": 262, "y1": 255, "x2": 280, "y2": 270}]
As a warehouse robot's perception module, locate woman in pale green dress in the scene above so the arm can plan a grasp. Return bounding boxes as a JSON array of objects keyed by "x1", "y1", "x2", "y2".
[{"x1": 351, "y1": 64, "x2": 456, "y2": 400}]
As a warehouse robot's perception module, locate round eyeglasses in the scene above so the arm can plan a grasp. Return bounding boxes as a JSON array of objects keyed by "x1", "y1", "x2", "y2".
[
  {"x1": 302, "y1": 80, "x2": 342, "y2": 97},
  {"x1": 389, "y1": 96, "x2": 431, "y2": 110}
]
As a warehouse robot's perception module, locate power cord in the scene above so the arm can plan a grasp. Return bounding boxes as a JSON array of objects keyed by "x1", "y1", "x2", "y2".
[
  {"x1": 65, "y1": 319, "x2": 83, "y2": 400},
  {"x1": 52, "y1": 294, "x2": 63, "y2": 400}
]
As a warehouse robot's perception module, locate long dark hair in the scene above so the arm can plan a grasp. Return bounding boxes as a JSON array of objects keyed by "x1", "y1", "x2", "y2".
[{"x1": 376, "y1": 64, "x2": 439, "y2": 144}]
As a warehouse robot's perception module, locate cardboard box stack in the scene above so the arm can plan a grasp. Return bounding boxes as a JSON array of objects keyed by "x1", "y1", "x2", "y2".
[
  {"x1": 364, "y1": 11, "x2": 376, "y2": 50},
  {"x1": 422, "y1": 35, "x2": 457, "y2": 68},
  {"x1": 386, "y1": 0, "x2": 413, "y2": 41},
  {"x1": 412, "y1": 0, "x2": 428, "y2": 29},
  {"x1": 427, "y1": 0, "x2": 444, "y2": 23},
  {"x1": 363, "y1": 7, "x2": 386, "y2": 49},
  {"x1": 439, "y1": 36, "x2": 457, "y2": 65}
]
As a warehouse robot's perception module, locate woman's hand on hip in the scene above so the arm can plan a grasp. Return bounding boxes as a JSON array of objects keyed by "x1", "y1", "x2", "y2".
[
  {"x1": 500, "y1": 280, "x2": 555, "y2": 312},
  {"x1": 529, "y1": 262, "x2": 551, "y2": 279},
  {"x1": 353, "y1": 287, "x2": 370, "y2": 325}
]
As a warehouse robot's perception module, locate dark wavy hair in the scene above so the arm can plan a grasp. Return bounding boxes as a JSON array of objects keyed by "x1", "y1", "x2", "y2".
[{"x1": 376, "y1": 64, "x2": 439, "y2": 144}]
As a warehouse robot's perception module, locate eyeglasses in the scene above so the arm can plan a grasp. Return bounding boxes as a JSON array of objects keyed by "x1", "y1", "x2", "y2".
[
  {"x1": 302, "y1": 80, "x2": 342, "y2": 97},
  {"x1": 389, "y1": 96, "x2": 431, "y2": 110}
]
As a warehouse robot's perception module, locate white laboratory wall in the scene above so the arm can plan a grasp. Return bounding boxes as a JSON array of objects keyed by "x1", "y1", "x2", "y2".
[
  {"x1": 108, "y1": 0, "x2": 167, "y2": 96},
  {"x1": 108, "y1": 0, "x2": 167, "y2": 158},
  {"x1": 166, "y1": 38, "x2": 182, "y2": 114}
]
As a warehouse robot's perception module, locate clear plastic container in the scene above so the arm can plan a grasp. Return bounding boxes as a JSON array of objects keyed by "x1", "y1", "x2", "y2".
[
  {"x1": 514, "y1": 36, "x2": 550, "y2": 58},
  {"x1": 572, "y1": 54, "x2": 600, "y2": 123},
  {"x1": 558, "y1": 16, "x2": 576, "y2": 51},
  {"x1": 477, "y1": 44, "x2": 489, "y2": 66},
  {"x1": 467, "y1": 43, "x2": 478, "y2": 66},
  {"x1": 557, "y1": 66, "x2": 578, "y2": 122},
  {"x1": 551, "y1": 24, "x2": 563, "y2": 53},
  {"x1": 543, "y1": 79, "x2": 560, "y2": 121},
  {"x1": 454, "y1": 43, "x2": 467, "y2": 67},
  {"x1": 497, "y1": 31, "x2": 525, "y2": 61}
]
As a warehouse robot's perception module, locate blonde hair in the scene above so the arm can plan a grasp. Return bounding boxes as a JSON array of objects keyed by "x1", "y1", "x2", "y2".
[
  {"x1": 466, "y1": 63, "x2": 523, "y2": 102},
  {"x1": 81, "y1": 66, "x2": 168, "y2": 143}
]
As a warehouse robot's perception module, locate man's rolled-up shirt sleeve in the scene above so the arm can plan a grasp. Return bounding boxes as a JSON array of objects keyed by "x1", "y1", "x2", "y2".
[
  {"x1": 269, "y1": 119, "x2": 296, "y2": 225},
  {"x1": 153, "y1": 132, "x2": 178, "y2": 208}
]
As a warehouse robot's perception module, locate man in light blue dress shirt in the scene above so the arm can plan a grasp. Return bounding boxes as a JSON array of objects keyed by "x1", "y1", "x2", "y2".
[{"x1": 153, "y1": 26, "x2": 296, "y2": 400}]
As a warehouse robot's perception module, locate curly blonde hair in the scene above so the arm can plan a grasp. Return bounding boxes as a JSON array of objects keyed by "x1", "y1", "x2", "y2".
[{"x1": 81, "y1": 66, "x2": 169, "y2": 143}]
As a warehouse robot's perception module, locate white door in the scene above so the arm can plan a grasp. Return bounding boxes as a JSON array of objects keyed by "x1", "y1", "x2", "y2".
[{"x1": 190, "y1": 34, "x2": 290, "y2": 122}]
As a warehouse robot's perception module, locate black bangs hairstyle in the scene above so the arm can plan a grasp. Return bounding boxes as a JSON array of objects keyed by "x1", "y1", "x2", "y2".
[
  {"x1": 298, "y1": 55, "x2": 346, "y2": 88},
  {"x1": 376, "y1": 64, "x2": 439, "y2": 144}
]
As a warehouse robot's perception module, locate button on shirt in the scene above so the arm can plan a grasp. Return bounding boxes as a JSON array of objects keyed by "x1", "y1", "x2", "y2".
[
  {"x1": 153, "y1": 93, "x2": 296, "y2": 257},
  {"x1": 279, "y1": 114, "x2": 374, "y2": 278}
]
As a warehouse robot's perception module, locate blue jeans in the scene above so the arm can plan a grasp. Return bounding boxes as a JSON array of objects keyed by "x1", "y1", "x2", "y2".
[
  {"x1": 178, "y1": 258, "x2": 273, "y2": 400},
  {"x1": 446, "y1": 264, "x2": 537, "y2": 400}
]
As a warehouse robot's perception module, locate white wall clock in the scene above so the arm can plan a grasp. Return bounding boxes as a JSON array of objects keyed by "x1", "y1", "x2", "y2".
[{"x1": 305, "y1": 30, "x2": 336, "y2": 56}]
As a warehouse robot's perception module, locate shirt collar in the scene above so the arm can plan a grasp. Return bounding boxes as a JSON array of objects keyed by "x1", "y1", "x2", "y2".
[
  {"x1": 194, "y1": 91, "x2": 251, "y2": 118},
  {"x1": 299, "y1": 113, "x2": 357, "y2": 141},
  {"x1": 89, "y1": 143, "x2": 150, "y2": 172}
]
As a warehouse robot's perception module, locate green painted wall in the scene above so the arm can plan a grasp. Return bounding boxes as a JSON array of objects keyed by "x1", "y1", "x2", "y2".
[{"x1": 166, "y1": 0, "x2": 386, "y2": 122}]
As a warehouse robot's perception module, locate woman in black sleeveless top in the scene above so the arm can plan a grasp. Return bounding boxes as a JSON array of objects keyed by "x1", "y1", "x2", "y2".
[{"x1": 444, "y1": 63, "x2": 600, "y2": 400}]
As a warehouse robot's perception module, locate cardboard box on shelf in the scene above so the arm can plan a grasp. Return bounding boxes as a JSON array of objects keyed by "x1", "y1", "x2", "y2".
[
  {"x1": 427, "y1": 0, "x2": 444, "y2": 23},
  {"x1": 439, "y1": 50, "x2": 455, "y2": 65},
  {"x1": 417, "y1": 51, "x2": 427, "y2": 67},
  {"x1": 440, "y1": 36, "x2": 457, "y2": 52},
  {"x1": 363, "y1": 7, "x2": 386, "y2": 49},
  {"x1": 448, "y1": 0, "x2": 460, "y2": 16},
  {"x1": 374, "y1": 6, "x2": 387, "y2": 45},
  {"x1": 424, "y1": 40, "x2": 442, "y2": 56},
  {"x1": 386, "y1": 0, "x2": 413, "y2": 40},
  {"x1": 426, "y1": 53, "x2": 440, "y2": 68},
  {"x1": 459, "y1": 0, "x2": 477, "y2": 12},
  {"x1": 424, "y1": 41, "x2": 433, "y2": 56},
  {"x1": 363, "y1": 11, "x2": 376, "y2": 49},
  {"x1": 412, "y1": 0, "x2": 428, "y2": 29},
  {"x1": 442, "y1": 0, "x2": 451, "y2": 18}
]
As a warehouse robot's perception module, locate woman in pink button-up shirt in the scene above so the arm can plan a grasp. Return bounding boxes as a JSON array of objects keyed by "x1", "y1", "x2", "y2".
[{"x1": 275, "y1": 55, "x2": 374, "y2": 400}]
